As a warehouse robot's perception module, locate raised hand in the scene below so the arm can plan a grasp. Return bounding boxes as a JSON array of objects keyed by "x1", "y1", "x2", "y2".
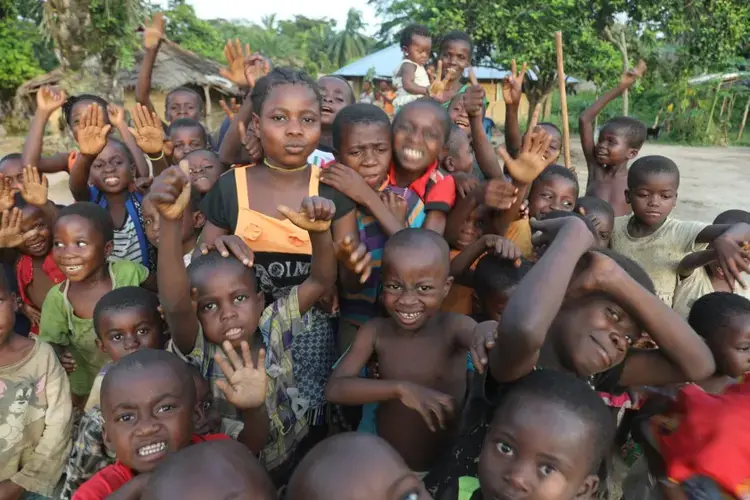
[
  {"x1": 244, "y1": 53, "x2": 271, "y2": 89},
  {"x1": 397, "y1": 381, "x2": 454, "y2": 432},
  {"x1": 147, "y1": 161, "x2": 191, "y2": 220},
  {"x1": 219, "y1": 98, "x2": 241, "y2": 120},
  {"x1": 568, "y1": 250, "x2": 622, "y2": 297},
  {"x1": 463, "y1": 69, "x2": 485, "y2": 118},
  {"x1": 106, "y1": 103, "x2": 126, "y2": 128},
  {"x1": 0, "y1": 176, "x2": 16, "y2": 211},
  {"x1": 220, "y1": 40, "x2": 252, "y2": 87},
  {"x1": 0, "y1": 208, "x2": 24, "y2": 248},
  {"x1": 36, "y1": 86, "x2": 67, "y2": 115},
  {"x1": 620, "y1": 60, "x2": 647, "y2": 88},
  {"x1": 19, "y1": 165, "x2": 49, "y2": 207},
  {"x1": 131, "y1": 103, "x2": 165, "y2": 155},
  {"x1": 238, "y1": 122, "x2": 263, "y2": 165},
  {"x1": 144, "y1": 12, "x2": 166, "y2": 50},
  {"x1": 429, "y1": 60, "x2": 456, "y2": 100},
  {"x1": 334, "y1": 235, "x2": 373, "y2": 284},
  {"x1": 497, "y1": 127, "x2": 553, "y2": 184},
  {"x1": 214, "y1": 340, "x2": 268, "y2": 410},
  {"x1": 278, "y1": 196, "x2": 335, "y2": 233},
  {"x1": 77, "y1": 104, "x2": 111, "y2": 156},
  {"x1": 502, "y1": 59, "x2": 527, "y2": 106},
  {"x1": 530, "y1": 215, "x2": 596, "y2": 250},
  {"x1": 199, "y1": 234, "x2": 255, "y2": 267},
  {"x1": 483, "y1": 235, "x2": 523, "y2": 266},
  {"x1": 480, "y1": 178, "x2": 518, "y2": 210}
]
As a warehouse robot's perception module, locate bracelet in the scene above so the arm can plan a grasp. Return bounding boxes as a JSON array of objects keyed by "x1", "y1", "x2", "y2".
[{"x1": 147, "y1": 151, "x2": 164, "y2": 161}]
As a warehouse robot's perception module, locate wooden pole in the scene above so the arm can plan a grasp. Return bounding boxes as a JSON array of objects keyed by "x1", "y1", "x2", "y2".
[
  {"x1": 707, "y1": 79, "x2": 723, "y2": 135},
  {"x1": 203, "y1": 86, "x2": 212, "y2": 132},
  {"x1": 555, "y1": 31, "x2": 572, "y2": 170},
  {"x1": 738, "y1": 95, "x2": 750, "y2": 142}
]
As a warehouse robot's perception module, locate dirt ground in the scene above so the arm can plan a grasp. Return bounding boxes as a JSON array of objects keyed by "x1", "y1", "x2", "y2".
[{"x1": 1, "y1": 135, "x2": 748, "y2": 221}]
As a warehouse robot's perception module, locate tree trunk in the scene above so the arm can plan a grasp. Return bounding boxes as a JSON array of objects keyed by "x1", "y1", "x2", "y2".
[
  {"x1": 738, "y1": 96, "x2": 750, "y2": 142},
  {"x1": 543, "y1": 93, "x2": 553, "y2": 120}
]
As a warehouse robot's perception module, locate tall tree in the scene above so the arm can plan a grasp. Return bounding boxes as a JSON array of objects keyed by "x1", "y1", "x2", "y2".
[
  {"x1": 40, "y1": 0, "x2": 145, "y2": 100},
  {"x1": 329, "y1": 9, "x2": 372, "y2": 69},
  {"x1": 161, "y1": 0, "x2": 225, "y2": 61}
]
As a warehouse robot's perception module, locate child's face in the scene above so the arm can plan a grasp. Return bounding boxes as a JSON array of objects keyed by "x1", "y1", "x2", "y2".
[
  {"x1": 253, "y1": 83, "x2": 321, "y2": 169},
  {"x1": 193, "y1": 374, "x2": 222, "y2": 435},
  {"x1": 584, "y1": 210, "x2": 614, "y2": 249},
  {"x1": 595, "y1": 127, "x2": 636, "y2": 167},
  {"x1": 166, "y1": 90, "x2": 202, "y2": 122},
  {"x1": 713, "y1": 314, "x2": 750, "y2": 378},
  {"x1": 192, "y1": 263, "x2": 264, "y2": 348},
  {"x1": 479, "y1": 395, "x2": 599, "y2": 500},
  {"x1": 528, "y1": 177, "x2": 577, "y2": 219},
  {"x1": 70, "y1": 101, "x2": 111, "y2": 141},
  {"x1": 0, "y1": 158, "x2": 24, "y2": 191},
  {"x1": 337, "y1": 122, "x2": 392, "y2": 189},
  {"x1": 0, "y1": 286, "x2": 17, "y2": 346},
  {"x1": 445, "y1": 133, "x2": 475, "y2": 175},
  {"x1": 142, "y1": 196, "x2": 201, "y2": 249},
  {"x1": 91, "y1": 141, "x2": 133, "y2": 194},
  {"x1": 392, "y1": 104, "x2": 446, "y2": 180},
  {"x1": 440, "y1": 40, "x2": 471, "y2": 79},
  {"x1": 319, "y1": 77, "x2": 352, "y2": 127},
  {"x1": 187, "y1": 150, "x2": 223, "y2": 194},
  {"x1": 381, "y1": 245, "x2": 452, "y2": 331},
  {"x1": 171, "y1": 126, "x2": 207, "y2": 164},
  {"x1": 448, "y1": 97, "x2": 470, "y2": 133},
  {"x1": 480, "y1": 287, "x2": 515, "y2": 322},
  {"x1": 19, "y1": 205, "x2": 52, "y2": 258},
  {"x1": 555, "y1": 295, "x2": 637, "y2": 376},
  {"x1": 103, "y1": 365, "x2": 196, "y2": 473},
  {"x1": 626, "y1": 173, "x2": 678, "y2": 227},
  {"x1": 53, "y1": 215, "x2": 110, "y2": 282},
  {"x1": 540, "y1": 125, "x2": 563, "y2": 164},
  {"x1": 96, "y1": 308, "x2": 163, "y2": 362},
  {"x1": 449, "y1": 204, "x2": 485, "y2": 250},
  {"x1": 403, "y1": 34, "x2": 432, "y2": 66}
]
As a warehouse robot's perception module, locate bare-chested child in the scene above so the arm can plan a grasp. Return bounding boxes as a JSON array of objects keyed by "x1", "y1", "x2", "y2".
[
  {"x1": 579, "y1": 61, "x2": 647, "y2": 216},
  {"x1": 325, "y1": 228, "x2": 494, "y2": 474}
]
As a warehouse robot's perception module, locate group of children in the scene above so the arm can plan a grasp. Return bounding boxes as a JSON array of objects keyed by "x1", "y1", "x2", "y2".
[{"x1": 1, "y1": 16, "x2": 749, "y2": 500}]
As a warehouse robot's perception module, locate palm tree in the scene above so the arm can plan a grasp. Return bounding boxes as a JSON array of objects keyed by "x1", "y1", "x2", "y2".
[{"x1": 329, "y1": 9, "x2": 371, "y2": 69}]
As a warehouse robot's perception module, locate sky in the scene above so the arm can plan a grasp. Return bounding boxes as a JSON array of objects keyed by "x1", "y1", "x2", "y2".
[{"x1": 160, "y1": 0, "x2": 380, "y2": 35}]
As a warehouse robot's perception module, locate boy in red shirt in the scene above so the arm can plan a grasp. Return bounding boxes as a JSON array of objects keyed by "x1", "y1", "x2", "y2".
[{"x1": 74, "y1": 346, "x2": 267, "y2": 500}]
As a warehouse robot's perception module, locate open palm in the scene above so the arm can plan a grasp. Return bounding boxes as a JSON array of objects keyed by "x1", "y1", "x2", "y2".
[
  {"x1": 214, "y1": 341, "x2": 267, "y2": 410},
  {"x1": 77, "y1": 104, "x2": 111, "y2": 156},
  {"x1": 20, "y1": 165, "x2": 49, "y2": 206},
  {"x1": 498, "y1": 127, "x2": 552, "y2": 184},
  {"x1": 0, "y1": 208, "x2": 25, "y2": 248},
  {"x1": 131, "y1": 104, "x2": 165, "y2": 155}
]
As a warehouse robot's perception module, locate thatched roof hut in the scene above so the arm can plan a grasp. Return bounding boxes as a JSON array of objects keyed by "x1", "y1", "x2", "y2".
[{"x1": 15, "y1": 39, "x2": 241, "y2": 130}]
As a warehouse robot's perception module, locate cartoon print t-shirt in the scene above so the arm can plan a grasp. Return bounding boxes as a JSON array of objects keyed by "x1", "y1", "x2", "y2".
[{"x1": 0, "y1": 340, "x2": 73, "y2": 497}]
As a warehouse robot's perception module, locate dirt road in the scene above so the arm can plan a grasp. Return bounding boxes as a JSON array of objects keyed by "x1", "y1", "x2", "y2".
[{"x1": 2, "y1": 137, "x2": 748, "y2": 221}]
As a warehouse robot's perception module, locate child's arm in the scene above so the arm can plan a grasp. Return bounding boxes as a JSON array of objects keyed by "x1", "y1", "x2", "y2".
[
  {"x1": 68, "y1": 105, "x2": 111, "y2": 202},
  {"x1": 21, "y1": 86, "x2": 67, "y2": 169},
  {"x1": 6, "y1": 343, "x2": 73, "y2": 498},
  {"x1": 325, "y1": 319, "x2": 455, "y2": 431},
  {"x1": 152, "y1": 162, "x2": 202, "y2": 354},
  {"x1": 451, "y1": 235, "x2": 521, "y2": 284},
  {"x1": 490, "y1": 217, "x2": 596, "y2": 383},
  {"x1": 579, "y1": 61, "x2": 646, "y2": 169},
  {"x1": 676, "y1": 249, "x2": 716, "y2": 278},
  {"x1": 580, "y1": 252, "x2": 716, "y2": 386},
  {"x1": 464, "y1": 71, "x2": 503, "y2": 179},
  {"x1": 106, "y1": 104, "x2": 149, "y2": 178},
  {"x1": 105, "y1": 475, "x2": 151, "y2": 500},
  {"x1": 218, "y1": 98, "x2": 254, "y2": 166},
  {"x1": 697, "y1": 223, "x2": 750, "y2": 288},
  {"x1": 19, "y1": 165, "x2": 59, "y2": 223},
  {"x1": 134, "y1": 13, "x2": 165, "y2": 115},
  {"x1": 400, "y1": 62, "x2": 429, "y2": 96},
  {"x1": 277, "y1": 196, "x2": 338, "y2": 315},
  {"x1": 320, "y1": 164, "x2": 406, "y2": 236},
  {"x1": 502, "y1": 60, "x2": 527, "y2": 159},
  {"x1": 214, "y1": 340, "x2": 270, "y2": 454},
  {"x1": 130, "y1": 103, "x2": 170, "y2": 176}
]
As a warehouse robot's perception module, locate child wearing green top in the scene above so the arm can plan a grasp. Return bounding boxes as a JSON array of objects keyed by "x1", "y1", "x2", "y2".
[{"x1": 39, "y1": 203, "x2": 153, "y2": 408}]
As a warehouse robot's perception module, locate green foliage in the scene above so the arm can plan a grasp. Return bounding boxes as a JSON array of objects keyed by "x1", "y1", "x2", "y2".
[
  {"x1": 329, "y1": 9, "x2": 373, "y2": 69},
  {"x1": 162, "y1": 0, "x2": 225, "y2": 61},
  {"x1": 0, "y1": 17, "x2": 43, "y2": 101}
]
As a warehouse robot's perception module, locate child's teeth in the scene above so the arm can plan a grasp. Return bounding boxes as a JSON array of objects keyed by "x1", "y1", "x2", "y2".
[
  {"x1": 137, "y1": 442, "x2": 166, "y2": 456},
  {"x1": 65, "y1": 265, "x2": 82, "y2": 272},
  {"x1": 404, "y1": 148, "x2": 423, "y2": 160}
]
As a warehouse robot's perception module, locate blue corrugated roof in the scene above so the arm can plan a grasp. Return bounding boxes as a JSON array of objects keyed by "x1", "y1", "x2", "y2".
[
  {"x1": 333, "y1": 44, "x2": 510, "y2": 81},
  {"x1": 333, "y1": 44, "x2": 579, "y2": 83}
]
